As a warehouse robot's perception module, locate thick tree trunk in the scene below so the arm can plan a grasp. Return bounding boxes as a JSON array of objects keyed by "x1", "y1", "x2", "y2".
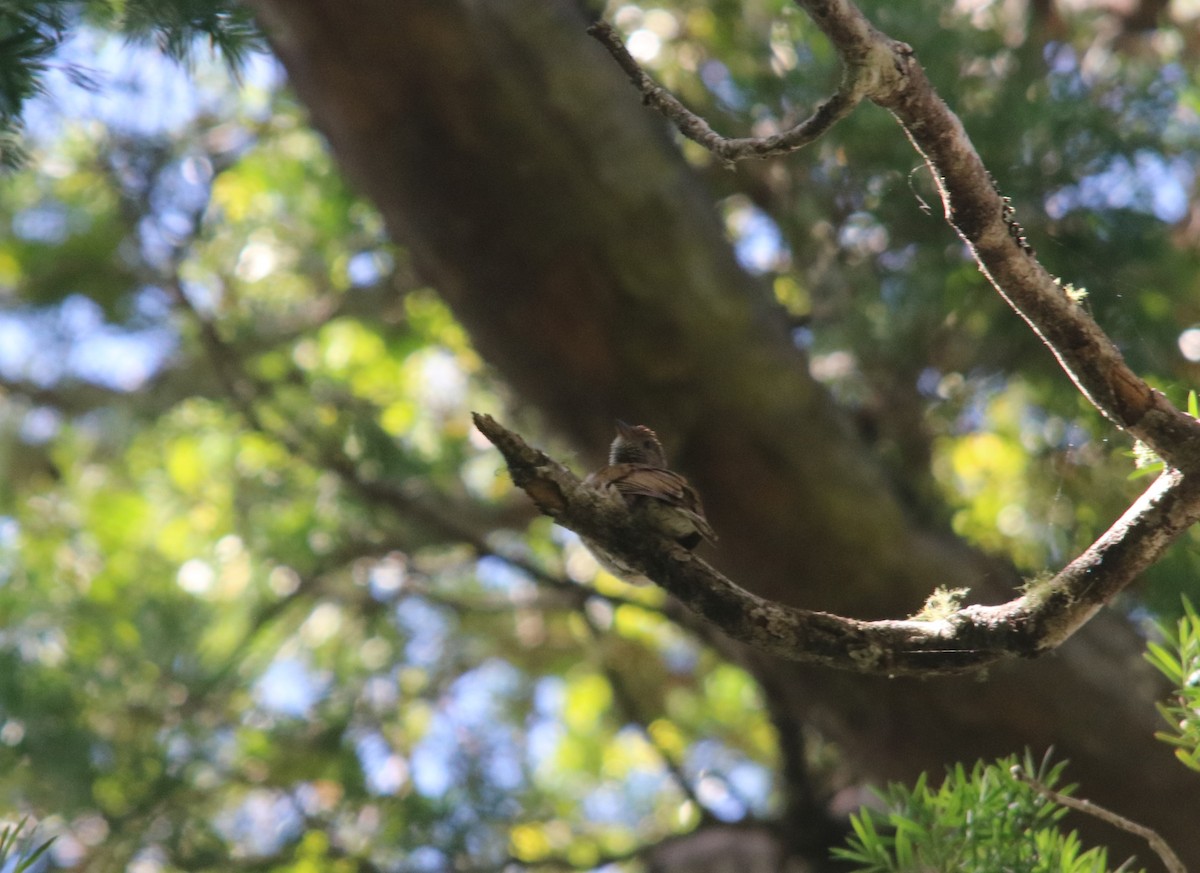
[{"x1": 251, "y1": 0, "x2": 1196, "y2": 866}]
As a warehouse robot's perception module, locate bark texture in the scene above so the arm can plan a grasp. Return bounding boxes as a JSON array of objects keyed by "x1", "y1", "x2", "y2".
[{"x1": 251, "y1": 0, "x2": 1197, "y2": 866}]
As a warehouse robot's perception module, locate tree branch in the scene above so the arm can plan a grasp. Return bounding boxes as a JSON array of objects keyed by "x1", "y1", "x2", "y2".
[
  {"x1": 581, "y1": 614, "x2": 715, "y2": 820},
  {"x1": 590, "y1": 1, "x2": 1200, "y2": 472},
  {"x1": 586, "y1": 20, "x2": 863, "y2": 162},
  {"x1": 1012, "y1": 764, "x2": 1186, "y2": 873},
  {"x1": 473, "y1": 412, "x2": 1200, "y2": 677}
]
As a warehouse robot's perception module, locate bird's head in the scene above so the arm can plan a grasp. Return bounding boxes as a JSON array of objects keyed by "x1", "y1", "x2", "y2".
[{"x1": 610, "y1": 420, "x2": 669, "y2": 467}]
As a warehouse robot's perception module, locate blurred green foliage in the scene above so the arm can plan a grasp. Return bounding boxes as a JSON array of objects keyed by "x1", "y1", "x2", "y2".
[{"x1": 0, "y1": 0, "x2": 1197, "y2": 869}]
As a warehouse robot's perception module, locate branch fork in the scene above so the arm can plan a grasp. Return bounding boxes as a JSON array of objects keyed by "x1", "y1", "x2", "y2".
[{"x1": 587, "y1": 4, "x2": 1200, "y2": 471}]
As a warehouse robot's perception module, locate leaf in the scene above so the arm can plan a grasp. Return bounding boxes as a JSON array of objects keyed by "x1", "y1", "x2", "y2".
[
  {"x1": 14, "y1": 836, "x2": 55, "y2": 873},
  {"x1": 1144, "y1": 641, "x2": 1181, "y2": 683}
]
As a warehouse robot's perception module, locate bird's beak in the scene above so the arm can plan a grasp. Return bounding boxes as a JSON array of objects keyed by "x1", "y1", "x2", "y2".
[{"x1": 615, "y1": 419, "x2": 636, "y2": 438}]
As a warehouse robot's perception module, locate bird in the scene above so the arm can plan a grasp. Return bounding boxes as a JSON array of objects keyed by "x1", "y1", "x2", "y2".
[{"x1": 584, "y1": 420, "x2": 717, "y2": 558}]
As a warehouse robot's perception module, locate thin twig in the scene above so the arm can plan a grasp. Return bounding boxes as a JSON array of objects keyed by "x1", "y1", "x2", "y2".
[
  {"x1": 586, "y1": 21, "x2": 862, "y2": 162},
  {"x1": 581, "y1": 614, "x2": 713, "y2": 818},
  {"x1": 1011, "y1": 765, "x2": 1186, "y2": 873},
  {"x1": 163, "y1": 277, "x2": 267, "y2": 430}
]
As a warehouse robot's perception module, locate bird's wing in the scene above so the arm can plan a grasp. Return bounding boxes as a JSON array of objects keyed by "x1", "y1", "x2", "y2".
[
  {"x1": 591, "y1": 464, "x2": 718, "y2": 545},
  {"x1": 608, "y1": 466, "x2": 692, "y2": 503}
]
